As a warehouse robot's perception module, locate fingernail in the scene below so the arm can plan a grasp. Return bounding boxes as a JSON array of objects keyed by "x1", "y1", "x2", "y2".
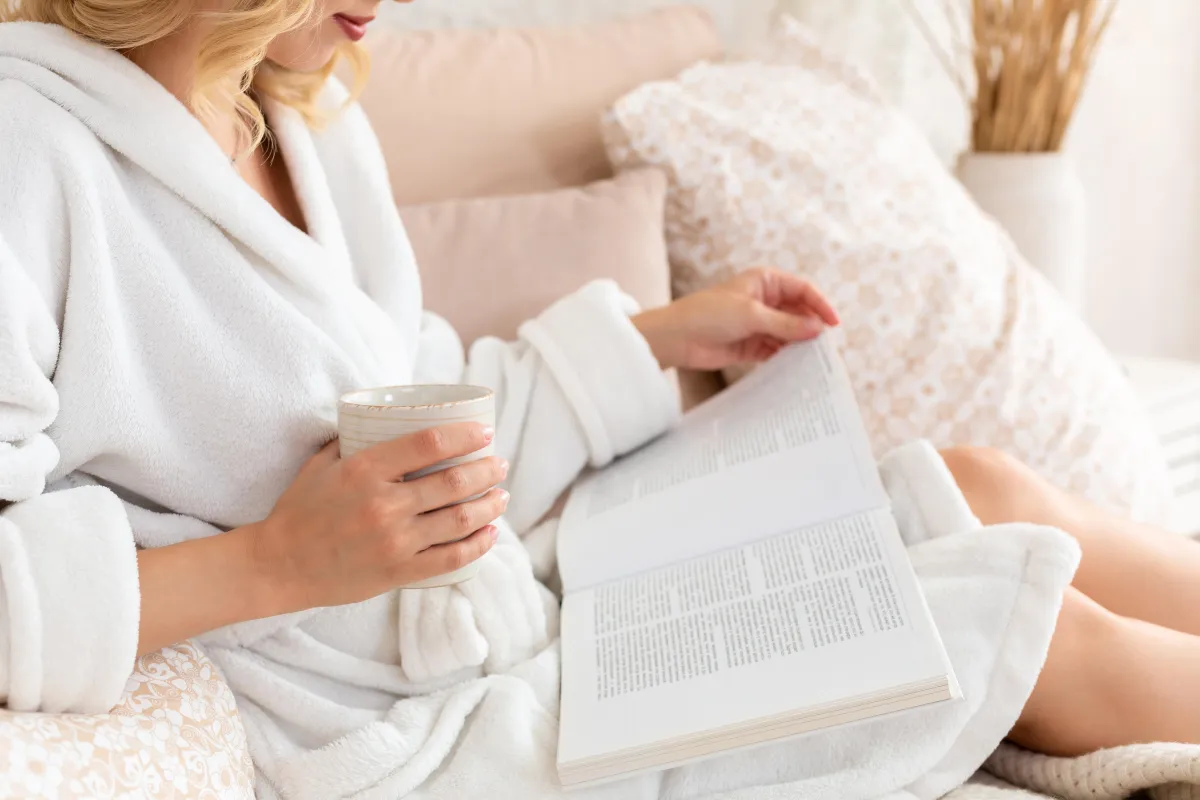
[
  {"x1": 499, "y1": 459, "x2": 510, "y2": 477},
  {"x1": 489, "y1": 525, "x2": 500, "y2": 541},
  {"x1": 497, "y1": 489, "x2": 511, "y2": 505},
  {"x1": 481, "y1": 426, "x2": 495, "y2": 443}
]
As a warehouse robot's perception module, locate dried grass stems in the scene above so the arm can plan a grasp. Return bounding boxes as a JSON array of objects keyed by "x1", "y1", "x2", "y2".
[{"x1": 901, "y1": 0, "x2": 1117, "y2": 152}]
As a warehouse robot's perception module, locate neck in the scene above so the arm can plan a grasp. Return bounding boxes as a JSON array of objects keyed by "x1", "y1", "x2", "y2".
[{"x1": 127, "y1": 25, "x2": 246, "y2": 161}]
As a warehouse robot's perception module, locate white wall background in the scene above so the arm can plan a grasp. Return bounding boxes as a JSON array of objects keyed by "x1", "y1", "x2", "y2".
[
  {"x1": 784, "y1": 0, "x2": 1200, "y2": 361},
  {"x1": 383, "y1": 0, "x2": 1200, "y2": 360},
  {"x1": 1068, "y1": 1, "x2": 1200, "y2": 360}
]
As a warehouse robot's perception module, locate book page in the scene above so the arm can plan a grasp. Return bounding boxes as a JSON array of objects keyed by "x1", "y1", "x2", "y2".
[
  {"x1": 558, "y1": 336, "x2": 887, "y2": 592},
  {"x1": 558, "y1": 509, "x2": 951, "y2": 769}
]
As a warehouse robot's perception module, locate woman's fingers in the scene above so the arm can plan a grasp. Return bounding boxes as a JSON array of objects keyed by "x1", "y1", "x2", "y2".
[
  {"x1": 760, "y1": 269, "x2": 841, "y2": 326},
  {"x1": 348, "y1": 422, "x2": 494, "y2": 482},
  {"x1": 740, "y1": 334, "x2": 786, "y2": 362},
  {"x1": 416, "y1": 487, "x2": 510, "y2": 548},
  {"x1": 751, "y1": 302, "x2": 827, "y2": 343},
  {"x1": 412, "y1": 524, "x2": 500, "y2": 579},
  {"x1": 407, "y1": 456, "x2": 508, "y2": 513},
  {"x1": 306, "y1": 439, "x2": 342, "y2": 472}
]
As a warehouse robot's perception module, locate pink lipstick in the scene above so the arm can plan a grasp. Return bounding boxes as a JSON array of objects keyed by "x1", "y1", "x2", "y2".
[{"x1": 333, "y1": 13, "x2": 374, "y2": 42}]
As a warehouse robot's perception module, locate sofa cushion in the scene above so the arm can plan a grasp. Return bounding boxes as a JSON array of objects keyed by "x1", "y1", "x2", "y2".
[
  {"x1": 401, "y1": 168, "x2": 671, "y2": 347},
  {"x1": 357, "y1": 6, "x2": 722, "y2": 205}
]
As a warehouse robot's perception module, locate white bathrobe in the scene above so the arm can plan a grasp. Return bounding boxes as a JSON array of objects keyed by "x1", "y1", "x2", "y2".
[{"x1": 0, "y1": 23, "x2": 1081, "y2": 800}]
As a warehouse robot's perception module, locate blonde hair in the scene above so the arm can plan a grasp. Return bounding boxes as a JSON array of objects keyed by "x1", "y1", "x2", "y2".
[{"x1": 0, "y1": 0, "x2": 369, "y2": 152}]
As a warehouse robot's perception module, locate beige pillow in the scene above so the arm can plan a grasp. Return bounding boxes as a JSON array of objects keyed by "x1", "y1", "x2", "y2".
[
  {"x1": 357, "y1": 7, "x2": 722, "y2": 205},
  {"x1": 401, "y1": 168, "x2": 671, "y2": 347},
  {"x1": 604, "y1": 19, "x2": 1173, "y2": 521}
]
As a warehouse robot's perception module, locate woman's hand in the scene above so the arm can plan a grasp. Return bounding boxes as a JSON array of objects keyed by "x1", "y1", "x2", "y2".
[
  {"x1": 632, "y1": 267, "x2": 840, "y2": 371},
  {"x1": 134, "y1": 423, "x2": 508, "y2": 656},
  {"x1": 247, "y1": 423, "x2": 509, "y2": 615}
]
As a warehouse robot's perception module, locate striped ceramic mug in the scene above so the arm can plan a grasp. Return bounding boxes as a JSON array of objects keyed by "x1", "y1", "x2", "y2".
[{"x1": 338, "y1": 384, "x2": 496, "y2": 588}]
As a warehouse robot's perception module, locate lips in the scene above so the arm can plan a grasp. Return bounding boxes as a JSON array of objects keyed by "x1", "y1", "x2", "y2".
[{"x1": 333, "y1": 13, "x2": 374, "y2": 42}]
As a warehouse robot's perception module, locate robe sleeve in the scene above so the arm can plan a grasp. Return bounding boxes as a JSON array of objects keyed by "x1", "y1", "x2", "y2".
[
  {"x1": 416, "y1": 280, "x2": 681, "y2": 534},
  {"x1": 398, "y1": 281, "x2": 679, "y2": 682},
  {"x1": 0, "y1": 235, "x2": 140, "y2": 714}
]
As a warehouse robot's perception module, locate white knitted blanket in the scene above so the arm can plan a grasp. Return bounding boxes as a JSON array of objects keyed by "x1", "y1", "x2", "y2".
[
  {"x1": 947, "y1": 773, "x2": 1058, "y2": 799},
  {"x1": 981, "y1": 742, "x2": 1200, "y2": 800}
]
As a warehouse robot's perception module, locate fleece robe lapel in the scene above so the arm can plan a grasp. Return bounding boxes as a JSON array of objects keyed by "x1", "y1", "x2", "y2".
[
  {"x1": 0, "y1": 22, "x2": 410, "y2": 384},
  {"x1": 0, "y1": 25, "x2": 321, "y2": 289}
]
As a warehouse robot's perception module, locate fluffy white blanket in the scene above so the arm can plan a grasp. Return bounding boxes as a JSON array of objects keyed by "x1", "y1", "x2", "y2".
[
  {"x1": 218, "y1": 441, "x2": 1079, "y2": 800},
  {"x1": 0, "y1": 22, "x2": 1084, "y2": 800}
]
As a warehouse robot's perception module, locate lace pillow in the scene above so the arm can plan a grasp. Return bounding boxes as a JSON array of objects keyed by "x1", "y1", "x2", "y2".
[
  {"x1": 0, "y1": 642, "x2": 253, "y2": 799},
  {"x1": 602, "y1": 18, "x2": 1171, "y2": 520}
]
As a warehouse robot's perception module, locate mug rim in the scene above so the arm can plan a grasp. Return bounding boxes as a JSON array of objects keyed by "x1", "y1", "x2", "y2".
[{"x1": 339, "y1": 384, "x2": 494, "y2": 412}]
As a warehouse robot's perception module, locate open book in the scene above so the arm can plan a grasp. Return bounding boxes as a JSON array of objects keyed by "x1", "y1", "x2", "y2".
[{"x1": 555, "y1": 336, "x2": 960, "y2": 789}]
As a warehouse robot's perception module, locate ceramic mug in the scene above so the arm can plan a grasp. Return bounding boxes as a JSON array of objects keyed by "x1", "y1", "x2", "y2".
[{"x1": 338, "y1": 384, "x2": 496, "y2": 589}]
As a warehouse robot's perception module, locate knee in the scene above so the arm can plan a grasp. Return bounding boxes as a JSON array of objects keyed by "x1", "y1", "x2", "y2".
[
  {"x1": 939, "y1": 446, "x2": 1042, "y2": 525},
  {"x1": 940, "y1": 446, "x2": 1022, "y2": 485},
  {"x1": 939, "y1": 446, "x2": 1082, "y2": 528}
]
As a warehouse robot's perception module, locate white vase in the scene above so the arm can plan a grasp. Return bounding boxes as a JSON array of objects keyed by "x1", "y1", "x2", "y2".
[{"x1": 956, "y1": 151, "x2": 1088, "y2": 311}]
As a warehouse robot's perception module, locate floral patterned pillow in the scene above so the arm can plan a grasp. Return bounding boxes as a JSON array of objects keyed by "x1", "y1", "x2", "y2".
[
  {"x1": 602, "y1": 18, "x2": 1171, "y2": 520},
  {"x1": 0, "y1": 642, "x2": 253, "y2": 799}
]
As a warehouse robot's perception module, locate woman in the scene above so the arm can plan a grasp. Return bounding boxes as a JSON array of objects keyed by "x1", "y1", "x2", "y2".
[{"x1": 1, "y1": 1, "x2": 1199, "y2": 797}]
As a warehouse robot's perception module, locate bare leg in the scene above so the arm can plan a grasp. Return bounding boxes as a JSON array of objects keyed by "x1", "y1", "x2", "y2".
[
  {"x1": 1009, "y1": 586, "x2": 1200, "y2": 756},
  {"x1": 941, "y1": 446, "x2": 1200, "y2": 636},
  {"x1": 938, "y1": 446, "x2": 1200, "y2": 755}
]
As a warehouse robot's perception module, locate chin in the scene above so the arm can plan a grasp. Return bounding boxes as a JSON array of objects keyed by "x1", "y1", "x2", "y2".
[{"x1": 265, "y1": 24, "x2": 344, "y2": 73}]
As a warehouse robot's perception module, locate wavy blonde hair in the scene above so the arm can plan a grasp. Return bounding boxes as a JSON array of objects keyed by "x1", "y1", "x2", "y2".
[{"x1": 0, "y1": 0, "x2": 369, "y2": 152}]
